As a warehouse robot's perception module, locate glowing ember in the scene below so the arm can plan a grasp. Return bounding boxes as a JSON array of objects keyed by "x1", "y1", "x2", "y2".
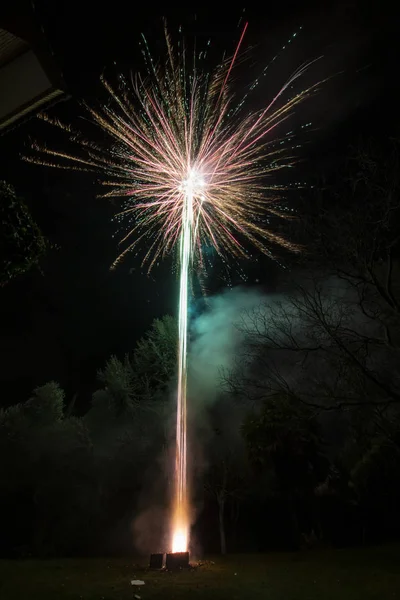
[{"x1": 172, "y1": 526, "x2": 188, "y2": 554}]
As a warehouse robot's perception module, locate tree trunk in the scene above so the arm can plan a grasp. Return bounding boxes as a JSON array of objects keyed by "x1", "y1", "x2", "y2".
[
  {"x1": 218, "y1": 495, "x2": 227, "y2": 554},
  {"x1": 231, "y1": 498, "x2": 240, "y2": 551},
  {"x1": 287, "y1": 492, "x2": 301, "y2": 549},
  {"x1": 218, "y1": 497, "x2": 227, "y2": 554}
]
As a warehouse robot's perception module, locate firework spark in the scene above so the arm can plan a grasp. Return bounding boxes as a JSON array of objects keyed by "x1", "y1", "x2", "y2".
[{"x1": 27, "y1": 22, "x2": 322, "y2": 553}]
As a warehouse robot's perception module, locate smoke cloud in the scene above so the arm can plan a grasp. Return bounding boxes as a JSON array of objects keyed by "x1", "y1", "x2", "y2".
[
  {"x1": 188, "y1": 286, "x2": 265, "y2": 405},
  {"x1": 131, "y1": 286, "x2": 269, "y2": 554}
]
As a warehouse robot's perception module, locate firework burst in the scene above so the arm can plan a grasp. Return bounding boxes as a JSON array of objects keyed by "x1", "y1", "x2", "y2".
[
  {"x1": 29, "y1": 23, "x2": 320, "y2": 271},
  {"x1": 27, "y1": 22, "x2": 322, "y2": 554}
]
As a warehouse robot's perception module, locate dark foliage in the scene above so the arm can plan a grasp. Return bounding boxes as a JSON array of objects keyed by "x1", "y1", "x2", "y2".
[
  {"x1": 2, "y1": 140, "x2": 400, "y2": 556},
  {"x1": 0, "y1": 181, "x2": 48, "y2": 287}
]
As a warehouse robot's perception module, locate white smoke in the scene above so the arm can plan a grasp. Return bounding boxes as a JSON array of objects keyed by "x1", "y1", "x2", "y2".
[
  {"x1": 131, "y1": 286, "x2": 268, "y2": 554},
  {"x1": 188, "y1": 287, "x2": 265, "y2": 405}
]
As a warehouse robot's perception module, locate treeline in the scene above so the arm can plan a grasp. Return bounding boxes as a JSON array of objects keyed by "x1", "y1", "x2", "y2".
[
  {"x1": 217, "y1": 139, "x2": 400, "y2": 551},
  {"x1": 1, "y1": 139, "x2": 400, "y2": 557},
  {"x1": 0, "y1": 317, "x2": 177, "y2": 557}
]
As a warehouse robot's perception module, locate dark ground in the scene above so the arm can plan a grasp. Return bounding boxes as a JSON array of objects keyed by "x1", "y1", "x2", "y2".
[{"x1": 0, "y1": 545, "x2": 399, "y2": 599}]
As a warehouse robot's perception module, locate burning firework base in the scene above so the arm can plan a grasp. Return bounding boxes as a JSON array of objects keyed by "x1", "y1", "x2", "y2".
[{"x1": 149, "y1": 552, "x2": 190, "y2": 571}]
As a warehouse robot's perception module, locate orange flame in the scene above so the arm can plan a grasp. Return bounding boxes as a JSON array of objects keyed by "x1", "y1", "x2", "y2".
[{"x1": 171, "y1": 502, "x2": 189, "y2": 553}]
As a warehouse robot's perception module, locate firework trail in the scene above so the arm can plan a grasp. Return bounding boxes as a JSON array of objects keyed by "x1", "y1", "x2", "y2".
[{"x1": 27, "y1": 22, "x2": 322, "y2": 553}]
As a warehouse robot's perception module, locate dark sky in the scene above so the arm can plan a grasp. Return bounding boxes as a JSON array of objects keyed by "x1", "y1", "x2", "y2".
[{"x1": 0, "y1": 0, "x2": 398, "y2": 409}]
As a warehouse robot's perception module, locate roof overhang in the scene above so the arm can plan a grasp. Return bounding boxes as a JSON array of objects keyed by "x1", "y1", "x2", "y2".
[{"x1": 0, "y1": 28, "x2": 65, "y2": 132}]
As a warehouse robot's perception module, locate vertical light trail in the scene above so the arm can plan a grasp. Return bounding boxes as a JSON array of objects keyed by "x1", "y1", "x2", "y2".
[
  {"x1": 172, "y1": 170, "x2": 199, "y2": 553},
  {"x1": 27, "y1": 25, "x2": 324, "y2": 556}
]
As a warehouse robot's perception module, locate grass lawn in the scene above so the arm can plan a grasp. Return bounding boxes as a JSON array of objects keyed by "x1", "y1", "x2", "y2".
[{"x1": 0, "y1": 545, "x2": 399, "y2": 599}]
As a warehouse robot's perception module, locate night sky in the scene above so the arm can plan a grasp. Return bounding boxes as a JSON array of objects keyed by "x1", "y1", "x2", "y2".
[{"x1": 0, "y1": 0, "x2": 398, "y2": 409}]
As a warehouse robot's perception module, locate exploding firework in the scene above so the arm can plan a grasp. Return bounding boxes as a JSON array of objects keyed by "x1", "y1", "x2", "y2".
[{"x1": 27, "y1": 21, "x2": 322, "y2": 554}]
